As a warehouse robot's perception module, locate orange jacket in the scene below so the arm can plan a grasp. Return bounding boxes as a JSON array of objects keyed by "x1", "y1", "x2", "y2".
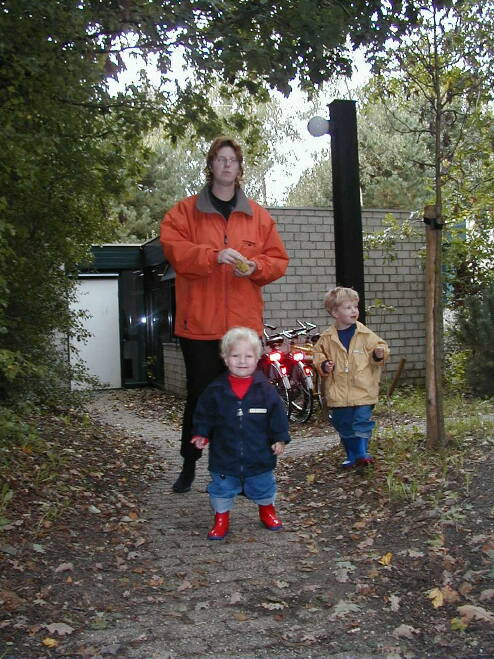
[{"x1": 160, "y1": 187, "x2": 289, "y2": 340}]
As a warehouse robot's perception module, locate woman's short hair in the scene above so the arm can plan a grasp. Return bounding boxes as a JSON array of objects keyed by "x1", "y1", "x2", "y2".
[
  {"x1": 221, "y1": 327, "x2": 262, "y2": 361},
  {"x1": 324, "y1": 286, "x2": 359, "y2": 314},
  {"x1": 205, "y1": 136, "x2": 244, "y2": 187}
]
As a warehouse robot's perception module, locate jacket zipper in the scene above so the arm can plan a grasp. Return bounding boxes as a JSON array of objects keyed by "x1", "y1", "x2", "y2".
[{"x1": 237, "y1": 401, "x2": 244, "y2": 476}]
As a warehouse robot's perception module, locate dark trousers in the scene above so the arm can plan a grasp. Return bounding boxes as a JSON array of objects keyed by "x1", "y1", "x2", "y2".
[{"x1": 179, "y1": 338, "x2": 226, "y2": 462}]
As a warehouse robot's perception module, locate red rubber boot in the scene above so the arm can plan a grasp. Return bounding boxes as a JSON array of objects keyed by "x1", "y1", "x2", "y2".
[
  {"x1": 259, "y1": 504, "x2": 283, "y2": 531},
  {"x1": 207, "y1": 512, "x2": 230, "y2": 540}
]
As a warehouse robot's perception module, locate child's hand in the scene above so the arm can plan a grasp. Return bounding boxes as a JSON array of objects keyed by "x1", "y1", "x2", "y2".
[
  {"x1": 272, "y1": 441, "x2": 285, "y2": 456},
  {"x1": 374, "y1": 347, "x2": 384, "y2": 360},
  {"x1": 321, "y1": 360, "x2": 334, "y2": 374},
  {"x1": 191, "y1": 435, "x2": 209, "y2": 449}
]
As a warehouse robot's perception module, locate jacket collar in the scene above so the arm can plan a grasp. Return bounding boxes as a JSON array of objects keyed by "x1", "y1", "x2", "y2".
[
  {"x1": 329, "y1": 320, "x2": 370, "y2": 338},
  {"x1": 196, "y1": 186, "x2": 253, "y2": 217},
  {"x1": 212, "y1": 369, "x2": 268, "y2": 389}
]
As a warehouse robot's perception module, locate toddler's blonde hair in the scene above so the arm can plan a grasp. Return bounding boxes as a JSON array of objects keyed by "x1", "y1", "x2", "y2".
[
  {"x1": 324, "y1": 286, "x2": 359, "y2": 315},
  {"x1": 221, "y1": 327, "x2": 262, "y2": 361}
]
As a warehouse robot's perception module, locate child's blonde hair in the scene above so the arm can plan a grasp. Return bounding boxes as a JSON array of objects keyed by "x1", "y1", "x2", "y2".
[
  {"x1": 324, "y1": 286, "x2": 359, "y2": 315},
  {"x1": 221, "y1": 327, "x2": 262, "y2": 361}
]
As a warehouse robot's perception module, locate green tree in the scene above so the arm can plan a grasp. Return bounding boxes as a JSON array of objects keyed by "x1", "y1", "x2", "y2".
[
  {"x1": 286, "y1": 90, "x2": 431, "y2": 209},
  {"x1": 367, "y1": 0, "x2": 494, "y2": 447},
  {"x1": 0, "y1": 0, "x2": 440, "y2": 411}
]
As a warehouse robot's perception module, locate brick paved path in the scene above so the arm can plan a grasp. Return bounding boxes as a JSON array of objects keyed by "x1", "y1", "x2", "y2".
[{"x1": 83, "y1": 390, "x2": 371, "y2": 659}]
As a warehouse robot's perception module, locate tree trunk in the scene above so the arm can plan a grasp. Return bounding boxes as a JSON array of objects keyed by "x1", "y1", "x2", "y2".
[{"x1": 424, "y1": 205, "x2": 446, "y2": 448}]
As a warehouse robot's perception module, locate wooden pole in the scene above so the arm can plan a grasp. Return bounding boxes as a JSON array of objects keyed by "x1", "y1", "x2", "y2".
[
  {"x1": 387, "y1": 357, "x2": 406, "y2": 398},
  {"x1": 424, "y1": 204, "x2": 446, "y2": 448}
]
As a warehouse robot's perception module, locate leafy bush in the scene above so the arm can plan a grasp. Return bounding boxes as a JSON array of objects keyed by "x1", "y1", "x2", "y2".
[{"x1": 454, "y1": 284, "x2": 494, "y2": 396}]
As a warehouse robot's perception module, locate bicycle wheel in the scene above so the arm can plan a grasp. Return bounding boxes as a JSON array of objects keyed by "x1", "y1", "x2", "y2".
[
  {"x1": 289, "y1": 362, "x2": 313, "y2": 423},
  {"x1": 269, "y1": 363, "x2": 290, "y2": 416}
]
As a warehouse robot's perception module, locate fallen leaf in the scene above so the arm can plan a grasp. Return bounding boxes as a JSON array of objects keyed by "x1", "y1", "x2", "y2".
[
  {"x1": 459, "y1": 582, "x2": 473, "y2": 597},
  {"x1": 441, "y1": 585, "x2": 460, "y2": 604},
  {"x1": 378, "y1": 552, "x2": 393, "y2": 566},
  {"x1": 233, "y1": 611, "x2": 248, "y2": 621},
  {"x1": 480, "y1": 589, "x2": 494, "y2": 602},
  {"x1": 427, "y1": 587, "x2": 444, "y2": 608},
  {"x1": 45, "y1": 622, "x2": 74, "y2": 636},
  {"x1": 54, "y1": 562, "x2": 73, "y2": 573},
  {"x1": 450, "y1": 617, "x2": 468, "y2": 631},
  {"x1": 457, "y1": 604, "x2": 494, "y2": 624},
  {"x1": 393, "y1": 624, "x2": 419, "y2": 639},
  {"x1": 331, "y1": 600, "x2": 360, "y2": 618},
  {"x1": 261, "y1": 601, "x2": 287, "y2": 610},
  {"x1": 274, "y1": 580, "x2": 289, "y2": 589},
  {"x1": 42, "y1": 638, "x2": 58, "y2": 648},
  {"x1": 335, "y1": 568, "x2": 349, "y2": 583},
  {"x1": 306, "y1": 474, "x2": 315, "y2": 484},
  {"x1": 177, "y1": 579, "x2": 192, "y2": 592},
  {"x1": 389, "y1": 594, "x2": 400, "y2": 612}
]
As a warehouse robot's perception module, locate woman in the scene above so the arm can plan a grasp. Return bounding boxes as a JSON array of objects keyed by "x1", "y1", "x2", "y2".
[{"x1": 160, "y1": 136, "x2": 289, "y2": 493}]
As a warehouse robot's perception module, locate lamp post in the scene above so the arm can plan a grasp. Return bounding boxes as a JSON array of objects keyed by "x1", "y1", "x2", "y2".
[{"x1": 308, "y1": 99, "x2": 365, "y2": 323}]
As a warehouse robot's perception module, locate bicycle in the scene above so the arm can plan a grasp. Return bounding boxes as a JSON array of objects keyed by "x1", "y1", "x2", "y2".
[
  {"x1": 284, "y1": 320, "x2": 330, "y2": 422},
  {"x1": 258, "y1": 324, "x2": 291, "y2": 416}
]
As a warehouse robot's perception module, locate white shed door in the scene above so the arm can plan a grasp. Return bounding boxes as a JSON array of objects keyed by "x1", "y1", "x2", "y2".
[{"x1": 70, "y1": 276, "x2": 121, "y2": 389}]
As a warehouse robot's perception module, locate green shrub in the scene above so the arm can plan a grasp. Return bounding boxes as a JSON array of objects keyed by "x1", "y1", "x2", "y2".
[{"x1": 454, "y1": 283, "x2": 494, "y2": 396}]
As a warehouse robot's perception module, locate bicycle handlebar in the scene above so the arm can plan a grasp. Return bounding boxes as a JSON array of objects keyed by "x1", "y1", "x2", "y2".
[{"x1": 263, "y1": 320, "x2": 318, "y2": 345}]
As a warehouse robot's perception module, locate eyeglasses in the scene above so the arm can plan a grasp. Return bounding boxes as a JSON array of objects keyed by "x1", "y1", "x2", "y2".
[{"x1": 214, "y1": 156, "x2": 239, "y2": 165}]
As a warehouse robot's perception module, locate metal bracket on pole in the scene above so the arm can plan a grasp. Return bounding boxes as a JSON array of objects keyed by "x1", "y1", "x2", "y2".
[{"x1": 423, "y1": 204, "x2": 444, "y2": 230}]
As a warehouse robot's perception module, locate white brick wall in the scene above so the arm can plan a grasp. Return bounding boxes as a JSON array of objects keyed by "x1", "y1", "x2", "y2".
[{"x1": 266, "y1": 207, "x2": 425, "y2": 386}]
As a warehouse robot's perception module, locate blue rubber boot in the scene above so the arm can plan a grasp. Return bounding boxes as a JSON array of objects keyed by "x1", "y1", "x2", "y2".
[
  {"x1": 340, "y1": 437, "x2": 356, "y2": 469},
  {"x1": 356, "y1": 437, "x2": 375, "y2": 466}
]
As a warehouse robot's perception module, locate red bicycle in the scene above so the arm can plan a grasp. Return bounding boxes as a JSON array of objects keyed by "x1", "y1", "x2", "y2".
[{"x1": 258, "y1": 324, "x2": 291, "y2": 416}]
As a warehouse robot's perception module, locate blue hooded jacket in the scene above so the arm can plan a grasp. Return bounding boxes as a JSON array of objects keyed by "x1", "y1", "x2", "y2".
[{"x1": 192, "y1": 370, "x2": 291, "y2": 478}]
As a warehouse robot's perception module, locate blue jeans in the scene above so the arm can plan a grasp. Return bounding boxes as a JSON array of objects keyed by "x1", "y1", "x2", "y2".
[
  {"x1": 331, "y1": 405, "x2": 375, "y2": 464},
  {"x1": 330, "y1": 405, "x2": 375, "y2": 440},
  {"x1": 207, "y1": 471, "x2": 277, "y2": 513}
]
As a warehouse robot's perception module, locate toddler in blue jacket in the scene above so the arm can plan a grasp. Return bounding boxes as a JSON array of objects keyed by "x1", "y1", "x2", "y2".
[{"x1": 191, "y1": 326, "x2": 291, "y2": 540}]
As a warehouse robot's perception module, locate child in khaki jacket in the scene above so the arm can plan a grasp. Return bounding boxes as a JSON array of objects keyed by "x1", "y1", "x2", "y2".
[{"x1": 313, "y1": 287, "x2": 389, "y2": 468}]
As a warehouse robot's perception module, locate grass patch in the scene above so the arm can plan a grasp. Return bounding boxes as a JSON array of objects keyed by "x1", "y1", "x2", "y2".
[{"x1": 373, "y1": 395, "x2": 494, "y2": 504}]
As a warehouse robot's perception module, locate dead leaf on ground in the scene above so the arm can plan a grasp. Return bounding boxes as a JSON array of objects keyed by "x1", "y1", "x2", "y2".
[
  {"x1": 45, "y1": 622, "x2": 74, "y2": 636},
  {"x1": 177, "y1": 579, "x2": 192, "y2": 592},
  {"x1": 457, "y1": 605, "x2": 494, "y2": 624},
  {"x1": 393, "y1": 624, "x2": 420, "y2": 639},
  {"x1": 389, "y1": 594, "x2": 400, "y2": 612},
  {"x1": 480, "y1": 589, "x2": 494, "y2": 602},
  {"x1": 441, "y1": 585, "x2": 460, "y2": 604},
  {"x1": 427, "y1": 587, "x2": 444, "y2": 608},
  {"x1": 378, "y1": 552, "x2": 393, "y2": 566}
]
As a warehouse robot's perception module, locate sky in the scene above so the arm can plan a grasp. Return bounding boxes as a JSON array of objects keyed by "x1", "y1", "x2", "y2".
[{"x1": 108, "y1": 50, "x2": 370, "y2": 205}]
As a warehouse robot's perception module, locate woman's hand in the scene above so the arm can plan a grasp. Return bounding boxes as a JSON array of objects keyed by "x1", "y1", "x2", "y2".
[
  {"x1": 217, "y1": 248, "x2": 256, "y2": 277},
  {"x1": 217, "y1": 248, "x2": 244, "y2": 265}
]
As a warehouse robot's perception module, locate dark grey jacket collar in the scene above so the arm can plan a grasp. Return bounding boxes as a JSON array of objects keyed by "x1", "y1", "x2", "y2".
[{"x1": 196, "y1": 186, "x2": 253, "y2": 216}]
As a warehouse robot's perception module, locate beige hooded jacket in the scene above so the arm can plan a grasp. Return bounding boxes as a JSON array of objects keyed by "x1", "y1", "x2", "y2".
[{"x1": 313, "y1": 321, "x2": 389, "y2": 408}]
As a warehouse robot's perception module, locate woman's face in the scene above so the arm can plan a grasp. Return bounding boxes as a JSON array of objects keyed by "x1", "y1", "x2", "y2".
[{"x1": 210, "y1": 145, "x2": 240, "y2": 188}]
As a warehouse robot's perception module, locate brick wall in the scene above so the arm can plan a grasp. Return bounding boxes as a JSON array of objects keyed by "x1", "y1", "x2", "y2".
[
  {"x1": 266, "y1": 207, "x2": 425, "y2": 386},
  {"x1": 162, "y1": 206, "x2": 425, "y2": 394}
]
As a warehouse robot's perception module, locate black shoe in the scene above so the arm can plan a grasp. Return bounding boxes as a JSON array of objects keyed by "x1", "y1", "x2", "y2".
[{"x1": 172, "y1": 461, "x2": 196, "y2": 493}]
